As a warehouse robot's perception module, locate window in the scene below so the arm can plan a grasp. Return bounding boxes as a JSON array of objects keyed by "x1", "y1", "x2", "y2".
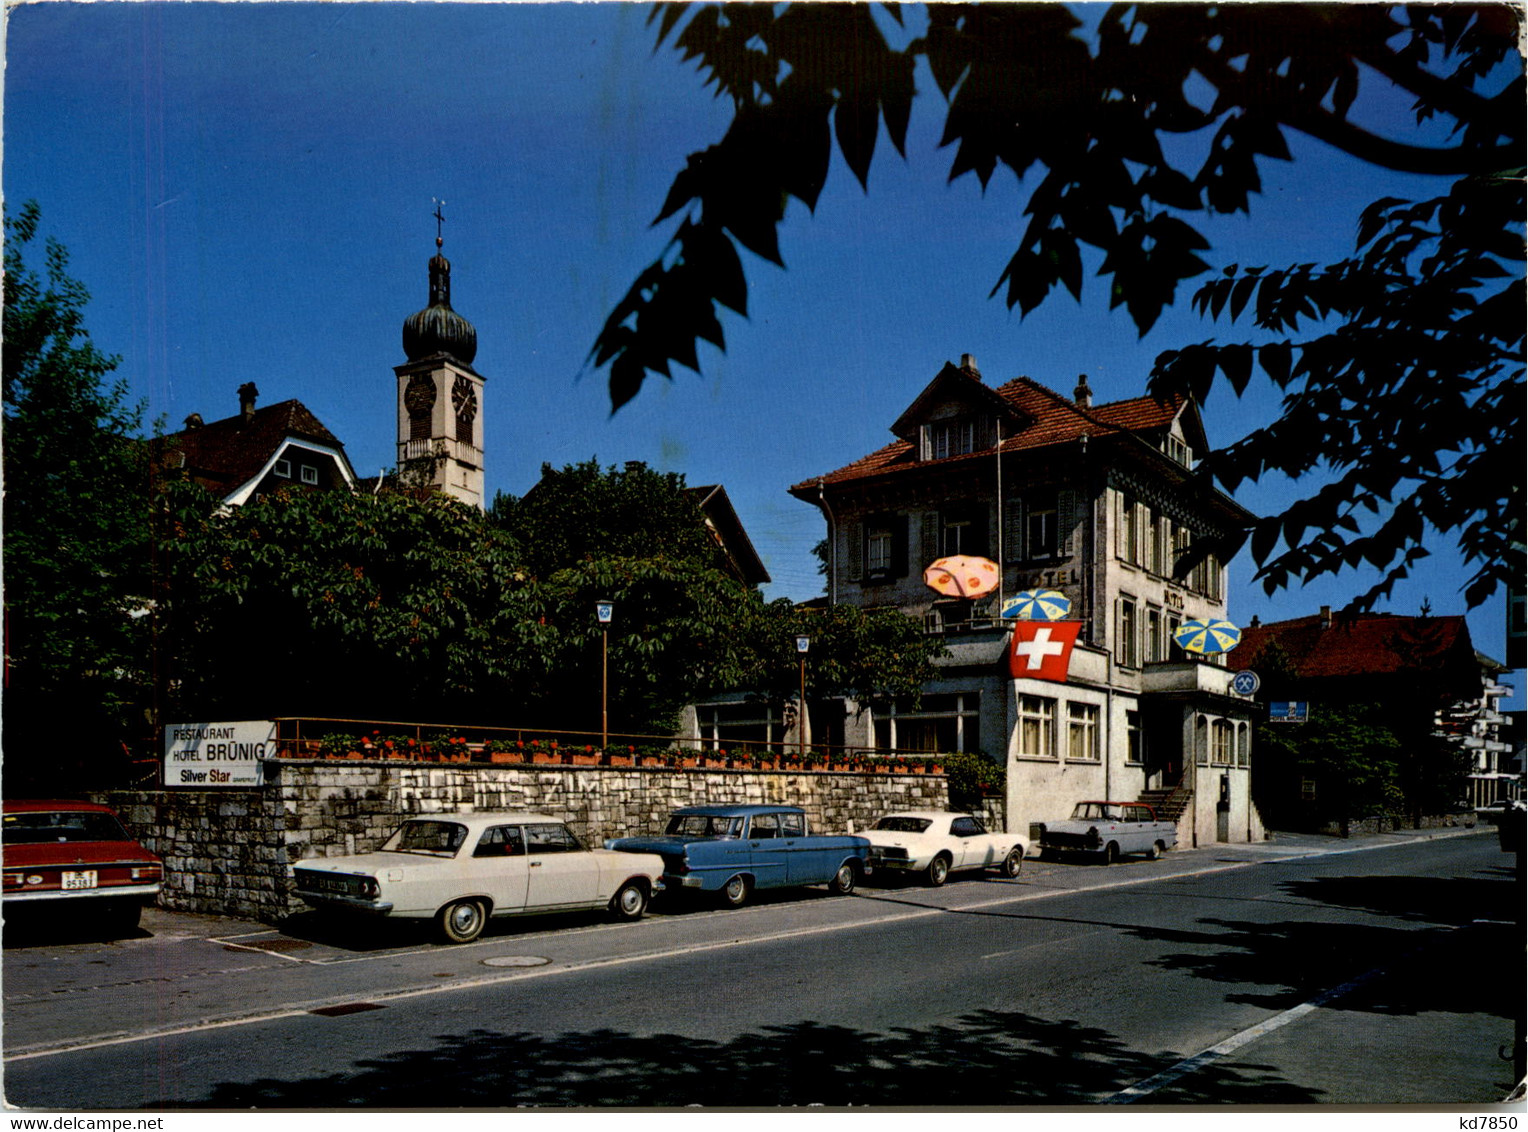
[
  {"x1": 1117, "y1": 598, "x2": 1139, "y2": 667},
  {"x1": 874, "y1": 693, "x2": 981, "y2": 754},
  {"x1": 1211, "y1": 719, "x2": 1234, "y2": 765},
  {"x1": 473, "y1": 825, "x2": 526, "y2": 858},
  {"x1": 939, "y1": 506, "x2": 988, "y2": 559},
  {"x1": 1146, "y1": 606, "x2": 1164, "y2": 663},
  {"x1": 1150, "y1": 515, "x2": 1168, "y2": 575},
  {"x1": 930, "y1": 419, "x2": 975, "y2": 459},
  {"x1": 1026, "y1": 497, "x2": 1058, "y2": 558},
  {"x1": 300, "y1": 464, "x2": 319, "y2": 485},
  {"x1": 1118, "y1": 495, "x2": 1148, "y2": 567},
  {"x1": 525, "y1": 823, "x2": 583, "y2": 854},
  {"x1": 1126, "y1": 710, "x2": 1143, "y2": 764},
  {"x1": 950, "y1": 816, "x2": 987, "y2": 837},
  {"x1": 1165, "y1": 434, "x2": 1193, "y2": 467},
  {"x1": 273, "y1": 459, "x2": 292, "y2": 479},
  {"x1": 1166, "y1": 613, "x2": 1183, "y2": 660},
  {"x1": 859, "y1": 513, "x2": 907, "y2": 581},
  {"x1": 698, "y1": 703, "x2": 783, "y2": 750},
  {"x1": 1017, "y1": 695, "x2": 1056, "y2": 759},
  {"x1": 1236, "y1": 722, "x2": 1251, "y2": 767},
  {"x1": 751, "y1": 814, "x2": 780, "y2": 839},
  {"x1": 1195, "y1": 715, "x2": 1209, "y2": 766},
  {"x1": 867, "y1": 522, "x2": 894, "y2": 574},
  {"x1": 781, "y1": 812, "x2": 805, "y2": 837},
  {"x1": 1066, "y1": 702, "x2": 1100, "y2": 761}
]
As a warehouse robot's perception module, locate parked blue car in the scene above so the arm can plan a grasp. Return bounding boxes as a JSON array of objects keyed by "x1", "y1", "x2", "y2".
[{"x1": 605, "y1": 804, "x2": 871, "y2": 908}]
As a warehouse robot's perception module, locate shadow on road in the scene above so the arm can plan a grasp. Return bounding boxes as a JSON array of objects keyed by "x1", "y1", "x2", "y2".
[{"x1": 197, "y1": 1009, "x2": 1323, "y2": 1108}]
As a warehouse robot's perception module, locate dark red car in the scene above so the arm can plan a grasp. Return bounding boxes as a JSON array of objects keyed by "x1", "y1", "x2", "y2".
[{"x1": 2, "y1": 800, "x2": 162, "y2": 933}]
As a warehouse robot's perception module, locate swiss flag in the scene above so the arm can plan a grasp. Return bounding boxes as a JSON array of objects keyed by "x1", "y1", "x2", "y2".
[{"x1": 1007, "y1": 620, "x2": 1082, "y2": 682}]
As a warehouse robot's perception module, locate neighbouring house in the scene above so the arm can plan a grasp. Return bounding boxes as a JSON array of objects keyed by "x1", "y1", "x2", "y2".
[
  {"x1": 719, "y1": 354, "x2": 1264, "y2": 846},
  {"x1": 1234, "y1": 608, "x2": 1516, "y2": 825},
  {"x1": 154, "y1": 383, "x2": 357, "y2": 505}
]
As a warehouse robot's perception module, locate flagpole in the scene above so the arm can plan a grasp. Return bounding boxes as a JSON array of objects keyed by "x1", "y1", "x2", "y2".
[{"x1": 995, "y1": 418, "x2": 1004, "y2": 623}]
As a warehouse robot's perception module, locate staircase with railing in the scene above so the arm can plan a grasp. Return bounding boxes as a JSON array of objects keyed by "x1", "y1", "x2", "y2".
[{"x1": 1137, "y1": 781, "x2": 1193, "y2": 825}]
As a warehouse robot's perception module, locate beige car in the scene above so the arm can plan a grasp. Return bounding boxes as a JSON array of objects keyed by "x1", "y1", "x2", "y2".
[{"x1": 292, "y1": 812, "x2": 666, "y2": 943}]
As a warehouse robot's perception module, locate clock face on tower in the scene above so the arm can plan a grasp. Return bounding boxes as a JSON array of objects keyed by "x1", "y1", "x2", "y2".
[
  {"x1": 452, "y1": 375, "x2": 478, "y2": 443},
  {"x1": 405, "y1": 374, "x2": 436, "y2": 418},
  {"x1": 452, "y1": 376, "x2": 478, "y2": 421}
]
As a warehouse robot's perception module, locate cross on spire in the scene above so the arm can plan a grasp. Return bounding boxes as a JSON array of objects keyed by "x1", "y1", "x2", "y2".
[{"x1": 432, "y1": 198, "x2": 446, "y2": 249}]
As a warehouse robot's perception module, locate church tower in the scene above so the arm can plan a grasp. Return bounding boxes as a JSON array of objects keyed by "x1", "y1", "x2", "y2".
[{"x1": 394, "y1": 213, "x2": 485, "y2": 508}]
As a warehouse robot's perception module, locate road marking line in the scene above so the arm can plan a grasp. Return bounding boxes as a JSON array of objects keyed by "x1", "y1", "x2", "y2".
[{"x1": 1104, "y1": 966, "x2": 1388, "y2": 1103}]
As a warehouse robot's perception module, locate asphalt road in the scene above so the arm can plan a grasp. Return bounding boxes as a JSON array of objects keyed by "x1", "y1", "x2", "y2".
[{"x1": 3, "y1": 827, "x2": 1520, "y2": 1109}]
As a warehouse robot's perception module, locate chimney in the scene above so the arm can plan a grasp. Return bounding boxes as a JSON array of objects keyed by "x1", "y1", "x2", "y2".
[
  {"x1": 183, "y1": 412, "x2": 203, "y2": 430},
  {"x1": 1320, "y1": 605, "x2": 1332, "y2": 629},
  {"x1": 1250, "y1": 615, "x2": 1261, "y2": 628},
  {"x1": 238, "y1": 382, "x2": 259, "y2": 424},
  {"x1": 959, "y1": 353, "x2": 981, "y2": 379},
  {"x1": 1074, "y1": 373, "x2": 1093, "y2": 409}
]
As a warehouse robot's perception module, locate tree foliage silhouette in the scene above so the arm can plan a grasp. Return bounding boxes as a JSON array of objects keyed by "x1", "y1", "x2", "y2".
[{"x1": 593, "y1": 3, "x2": 1523, "y2": 604}]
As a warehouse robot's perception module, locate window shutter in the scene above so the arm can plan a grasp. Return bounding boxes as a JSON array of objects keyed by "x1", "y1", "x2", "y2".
[
  {"x1": 1059, "y1": 490, "x2": 1079, "y2": 557},
  {"x1": 918, "y1": 424, "x2": 931, "y2": 461},
  {"x1": 920, "y1": 511, "x2": 940, "y2": 567},
  {"x1": 848, "y1": 520, "x2": 864, "y2": 581},
  {"x1": 1004, "y1": 498, "x2": 1023, "y2": 563}
]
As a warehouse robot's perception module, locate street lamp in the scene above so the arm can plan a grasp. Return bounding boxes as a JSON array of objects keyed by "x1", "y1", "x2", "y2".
[
  {"x1": 795, "y1": 635, "x2": 811, "y2": 759},
  {"x1": 596, "y1": 600, "x2": 614, "y2": 749}
]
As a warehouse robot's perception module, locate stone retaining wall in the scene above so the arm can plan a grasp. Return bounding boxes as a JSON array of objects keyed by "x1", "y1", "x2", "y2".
[
  {"x1": 1315, "y1": 811, "x2": 1478, "y2": 837},
  {"x1": 97, "y1": 759, "x2": 979, "y2": 924}
]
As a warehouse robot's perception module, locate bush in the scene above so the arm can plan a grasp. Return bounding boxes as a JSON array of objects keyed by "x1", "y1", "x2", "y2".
[{"x1": 942, "y1": 751, "x2": 1003, "y2": 812}]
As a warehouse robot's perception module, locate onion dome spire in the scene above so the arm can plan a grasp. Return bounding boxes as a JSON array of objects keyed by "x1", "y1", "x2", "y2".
[{"x1": 402, "y1": 201, "x2": 478, "y2": 366}]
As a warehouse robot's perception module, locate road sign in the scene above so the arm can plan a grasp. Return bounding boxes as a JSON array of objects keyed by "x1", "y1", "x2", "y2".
[
  {"x1": 1231, "y1": 670, "x2": 1261, "y2": 696},
  {"x1": 1268, "y1": 701, "x2": 1308, "y2": 723}
]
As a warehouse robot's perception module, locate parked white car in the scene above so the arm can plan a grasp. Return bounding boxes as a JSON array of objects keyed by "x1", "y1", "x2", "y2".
[
  {"x1": 1037, "y1": 801, "x2": 1177, "y2": 864},
  {"x1": 292, "y1": 812, "x2": 666, "y2": 943},
  {"x1": 861, "y1": 811, "x2": 1027, "y2": 887}
]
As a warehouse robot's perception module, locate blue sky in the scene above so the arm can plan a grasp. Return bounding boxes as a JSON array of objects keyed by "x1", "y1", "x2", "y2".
[{"x1": 4, "y1": 2, "x2": 1518, "y2": 705}]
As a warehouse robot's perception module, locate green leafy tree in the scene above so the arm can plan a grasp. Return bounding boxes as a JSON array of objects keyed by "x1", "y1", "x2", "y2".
[
  {"x1": 492, "y1": 460, "x2": 943, "y2": 735},
  {"x1": 159, "y1": 485, "x2": 532, "y2": 723},
  {"x1": 593, "y1": 3, "x2": 1522, "y2": 601},
  {"x1": 1260, "y1": 702, "x2": 1405, "y2": 834},
  {"x1": 490, "y1": 459, "x2": 721, "y2": 579},
  {"x1": 3, "y1": 201, "x2": 151, "y2": 784}
]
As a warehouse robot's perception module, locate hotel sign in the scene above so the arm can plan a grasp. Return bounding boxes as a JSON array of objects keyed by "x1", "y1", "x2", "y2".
[{"x1": 164, "y1": 720, "x2": 276, "y2": 787}]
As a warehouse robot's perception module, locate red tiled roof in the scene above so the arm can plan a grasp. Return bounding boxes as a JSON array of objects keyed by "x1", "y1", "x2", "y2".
[
  {"x1": 1234, "y1": 612, "x2": 1476, "y2": 680},
  {"x1": 790, "y1": 376, "x2": 1187, "y2": 494},
  {"x1": 156, "y1": 400, "x2": 346, "y2": 491}
]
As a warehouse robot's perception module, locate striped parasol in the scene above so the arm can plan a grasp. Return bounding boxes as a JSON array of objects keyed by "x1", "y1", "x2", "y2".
[
  {"x1": 1001, "y1": 589, "x2": 1073, "y2": 621},
  {"x1": 1173, "y1": 618, "x2": 1242, "y2": 654}
]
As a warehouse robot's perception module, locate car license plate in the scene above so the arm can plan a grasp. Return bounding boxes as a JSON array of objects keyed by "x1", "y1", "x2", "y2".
[{"x1": 61, "y1": 870, "x2": 98, "y2": 890}]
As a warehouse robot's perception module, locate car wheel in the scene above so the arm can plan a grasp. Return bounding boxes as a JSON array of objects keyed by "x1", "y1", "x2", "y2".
[
  {"x1": 1001, "y1": 846, "x2": 1024, "y2": 878},
  {"x1": 437, "y1": 898, "x2": 487, "y2": 944},
  {"x1": 925, "y1": 854, "x2": 951, "y2": 887},
  {"x1": 1102, "y1": 842, "x2": 1119, "y2": 866},
  {"x1": 719, "y1": 874, "x2": 751, "y2": 908},
  {"x1": 1147, "y1": 840, "x2": 1165, "y2": 860},
  {"x1": 610, "y1": 880, "x2": 648, "y2": 922},
  {"x1": 828, "y1": 861, "x2": 857, "y2": 895}
]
